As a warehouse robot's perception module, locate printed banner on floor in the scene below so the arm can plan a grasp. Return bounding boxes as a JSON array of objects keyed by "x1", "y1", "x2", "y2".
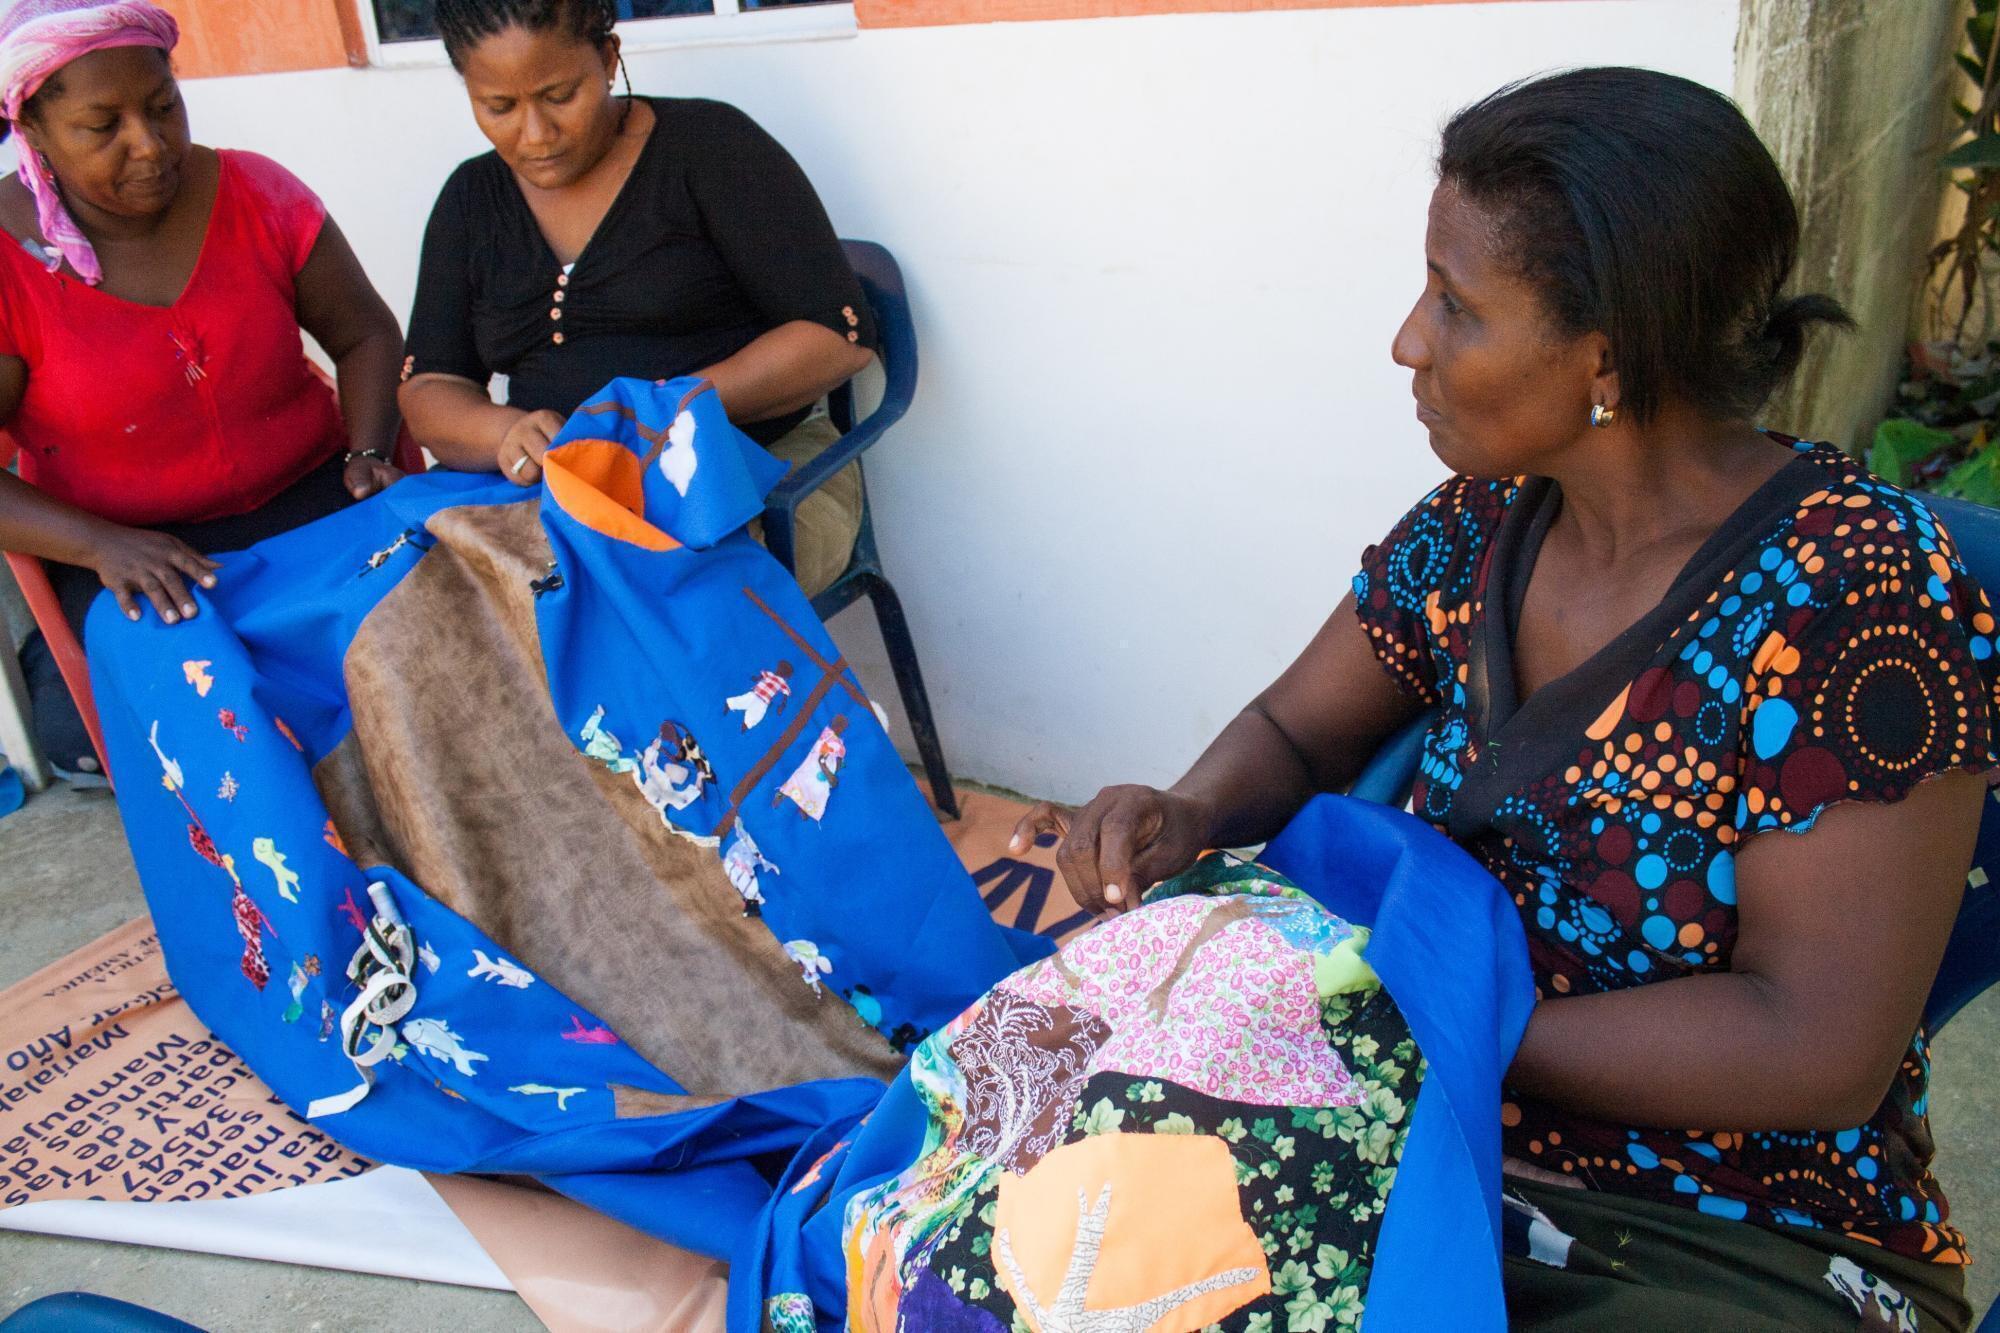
[{"x1": 0, "y1": 918, "x2": 369, "y2": 1208}]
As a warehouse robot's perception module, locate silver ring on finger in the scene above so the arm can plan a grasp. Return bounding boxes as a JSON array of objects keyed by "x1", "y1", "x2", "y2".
[{"x1": 510, "y1": 455, "x2": 530, "y2": 477}]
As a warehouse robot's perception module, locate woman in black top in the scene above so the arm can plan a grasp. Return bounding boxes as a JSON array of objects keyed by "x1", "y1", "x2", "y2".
[{"x1": 398, "y1": 0, "x2": 874, "y2": 595}]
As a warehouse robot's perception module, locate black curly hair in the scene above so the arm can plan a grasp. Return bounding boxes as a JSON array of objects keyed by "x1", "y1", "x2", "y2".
[
  {"x1": 1439, "y1": 67, "x2": 1851, "y2": 424},
  {"x1": 433, "y1": 0, "x2": 620, "y2": 72}
]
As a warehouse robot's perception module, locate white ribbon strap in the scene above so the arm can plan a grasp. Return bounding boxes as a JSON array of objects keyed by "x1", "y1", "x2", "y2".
[{"x1": 308, "y1": 881, "x2": 421, "y2": 1120}]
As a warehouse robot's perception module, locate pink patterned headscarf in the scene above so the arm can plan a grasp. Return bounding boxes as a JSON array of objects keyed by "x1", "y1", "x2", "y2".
[{"x1": 0, "y1": 0, "x2": 179, "y2": 285}]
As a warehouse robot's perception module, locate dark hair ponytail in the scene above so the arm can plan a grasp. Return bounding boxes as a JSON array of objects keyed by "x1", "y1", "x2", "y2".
[
  {"x1": 1755, "y1": 293, "x2": 1852, "y2": 390},
  {"x1": 435, "y1": 0, "x2": 620, "y2": 72},
  {"x1": 1439, "y1": 67, "x2": 1852, "y2": 423}
]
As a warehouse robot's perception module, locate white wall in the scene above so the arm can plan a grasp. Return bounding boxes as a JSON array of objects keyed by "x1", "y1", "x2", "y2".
[{"x1": 163, "y1": 0, "x2": 1736, "y2": 803}]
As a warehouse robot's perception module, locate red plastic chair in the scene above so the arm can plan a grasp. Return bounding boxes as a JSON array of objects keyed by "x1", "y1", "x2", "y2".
[
  {"x1": 1, "y1": 433, "x2": 107, "y2": 780},
  {"x1": 2, "y1": 367, "x2": 423, "y2": 784}
]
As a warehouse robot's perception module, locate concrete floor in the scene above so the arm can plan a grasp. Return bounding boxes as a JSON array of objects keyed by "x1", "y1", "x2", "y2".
[
  {"x1": 0, "y1": 786, "x2": 541, "y2": 1332},
  {"x1": 0, "y1": 783, "x2": 1995, "y2": 1328}
]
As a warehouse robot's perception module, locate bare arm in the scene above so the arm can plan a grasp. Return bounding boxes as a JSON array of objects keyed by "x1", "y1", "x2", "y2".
[
  {"x1": 699, "y1": 320, "x2": 872, "y2": 425},
  {"x1": 0, "y1": 350, "x2": 22, "y2": 430},
  {"x1": 1180, "y1": 592, "x2": 1428, "y2": 846},
  {"x1": 1509, "y1": 771, "x2": 1980, "y2": 1130},
  {"x1": 401, "y1": 318, "x2": 872, "y2": 484},
  {"x1": 399, "y1": 373, "x2": 528, "y2": 473},
  {"x1": 0, "y1": 377, "x2": 220, "y2": 625},
  {"x1": 0, "y1": 467, "x2": 117, "y2": 568},
  {"x1": 1017, "y1": 594, "x2": 1424, "y2": 913},
  {"x1": 294, "y1": 219, "x2": 405, "y2": 499}
]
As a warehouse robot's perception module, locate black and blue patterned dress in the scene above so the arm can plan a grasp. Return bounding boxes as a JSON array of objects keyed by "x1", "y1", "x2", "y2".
[{"x1": 1354, "y1": 439, "x2": 2000, "y2": 1266}]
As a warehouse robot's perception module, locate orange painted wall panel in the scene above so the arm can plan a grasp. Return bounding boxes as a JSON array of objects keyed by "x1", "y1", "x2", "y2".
[
  {"x1": 149, "y1": 0, "x2": 1540, "y2": 73},
  {"x1": 855, "y1": 0, "x2": 1536, "y2": 27},
  {"x1": 155, "y1": 0, "x2": 359, "y2": 80}
]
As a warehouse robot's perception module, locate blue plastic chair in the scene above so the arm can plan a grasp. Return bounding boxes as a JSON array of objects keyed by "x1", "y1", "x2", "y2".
[
  {"x1": 0, "y1": 1293, "x2": 202, "y2": 1332},
  {"x1": 1348, "y1": 490, "x2": 2000, "y2": 1034},
  {"x1": 759, "y1": 240, "x2": 961, "y2": 820}
]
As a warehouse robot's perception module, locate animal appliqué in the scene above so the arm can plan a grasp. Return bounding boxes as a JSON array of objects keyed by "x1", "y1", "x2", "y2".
[
  {"x1": 562, "y1": 1015, "x2": 617, "y2": 1045},
  {"x1": 468, "y1": 950, "x2": 535, "y2": 989},
  {"x1": 722, "y1": 825, "x2": 780, "y2": 916},
  {"x1": 635, "y1": 721, "x2": 715, "y2": 814}
]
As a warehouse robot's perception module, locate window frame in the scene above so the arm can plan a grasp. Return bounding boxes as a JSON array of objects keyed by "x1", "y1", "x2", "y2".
[{"x1": 354, "y1": 0, "x2": 858, "y2": 68}]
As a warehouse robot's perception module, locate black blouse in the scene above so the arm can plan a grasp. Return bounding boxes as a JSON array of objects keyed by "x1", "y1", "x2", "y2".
[{"x1": 402, "y1": 97, "x2": 875, "y2": 446}]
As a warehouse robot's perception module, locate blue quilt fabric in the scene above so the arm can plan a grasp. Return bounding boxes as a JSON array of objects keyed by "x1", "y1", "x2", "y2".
[
  {"x1": 87, "y1": 378, "x2": 1531, "y2": 1329},
  {"x1": 88, "y1": 377, "x2": 1046, "y2": 1261}
]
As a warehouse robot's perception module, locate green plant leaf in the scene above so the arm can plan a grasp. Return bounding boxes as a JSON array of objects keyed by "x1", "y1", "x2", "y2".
[
  {"x1": 1960, "y1": 53, "x2": 1988, "y2": 88},
  {"x1": 1945, "y1": 133, "x2": 2000, "y2": 171},
  {"x1": 1871, "y1": 419, "x2": 1956, "y2": 489},
  {"x1": 1869, "y1": 443, "x2": 1905, "y2": 486},
  {"x1": 1937, "y1": 448, "x2": 2000, "y2": 505}
]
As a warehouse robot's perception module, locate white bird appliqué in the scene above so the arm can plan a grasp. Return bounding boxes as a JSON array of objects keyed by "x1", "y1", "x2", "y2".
[
  {"x1": 658, "y1": 409, "x2": 699, "y2": 497},
  {"x1": 147, "y1": 721, "x2": 184, "y2": 793}
]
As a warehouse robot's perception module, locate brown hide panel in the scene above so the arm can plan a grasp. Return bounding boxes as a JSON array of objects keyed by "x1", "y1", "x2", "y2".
[{"x1": 312, "y1": 500, "x2": 901, "y2": 1101}]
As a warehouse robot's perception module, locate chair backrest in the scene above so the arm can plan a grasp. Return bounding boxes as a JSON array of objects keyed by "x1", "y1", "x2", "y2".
[
  {"x1": 1347, "y1": 490, "x2": 2000, "y2": 1034},
  {"x1": 834, "y1": 239, "x2": 917, "y2": 437},
  {"x1": 1915, "y1": 494, "x2": 2000, "y2": 1031}
]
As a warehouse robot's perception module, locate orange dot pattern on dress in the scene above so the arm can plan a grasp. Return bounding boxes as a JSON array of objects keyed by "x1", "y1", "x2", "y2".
[{"x1": 1352, "y1": 439, "x2": 2000, "y2": 1264}]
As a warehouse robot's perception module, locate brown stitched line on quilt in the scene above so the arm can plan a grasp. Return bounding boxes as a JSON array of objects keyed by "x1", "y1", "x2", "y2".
[
  {"x1": 707, "y1": 587, "x2": 875, "y2": 838},
  {"x1": 312, "y1": 500, "x2": 902, "y2": 1107},
  {"x1": 741, "y1": 586, "x2": 870, "y2": 710},
  {"x1": 711, "y1": 662, "x2": 850, "y2": 839},
  {"x1": 573, "y1": 380, "x2": 713, "y2": 468}
]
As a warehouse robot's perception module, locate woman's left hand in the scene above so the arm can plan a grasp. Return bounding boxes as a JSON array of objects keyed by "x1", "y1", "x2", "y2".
[{"x1": 344, "y1": 454, "x2": 404, "y2": 500}]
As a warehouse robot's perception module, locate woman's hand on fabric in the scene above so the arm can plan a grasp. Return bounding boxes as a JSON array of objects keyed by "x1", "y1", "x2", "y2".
[
  {"x1": 344, "y1": 454, "x2": 404, "y2": 500},
  {"x1": 89, "y1": 527, "x2": 220, "y2": 625},
  {"x1": 1010, "y1": 786, "x2": 1213, "y2": 916},
  {"x1": 497, "y1": 410, "x2": 565, "y2": 487}
]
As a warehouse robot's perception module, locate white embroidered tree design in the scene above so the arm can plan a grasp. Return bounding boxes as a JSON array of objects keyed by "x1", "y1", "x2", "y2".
[{"x1": 997, "y1": 1183, "x2": 1263, "y2": 1332}]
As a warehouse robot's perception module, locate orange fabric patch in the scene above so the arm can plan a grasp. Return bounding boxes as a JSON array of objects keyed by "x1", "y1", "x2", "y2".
[
  {"x1": 994, "y1": 1133, "x2": 1270, "y2": 1331},
  {"x1": 543, "y1": 441, "x2": 682, "y2": 553},
  {"x1": 851, "y1": 1224, "x2": 903, "y2": 1332}
]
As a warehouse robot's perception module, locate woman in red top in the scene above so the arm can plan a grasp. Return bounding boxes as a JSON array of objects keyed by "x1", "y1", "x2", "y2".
[{"x1": 0, "y1": 0, "x2": 404, "y2": 777}]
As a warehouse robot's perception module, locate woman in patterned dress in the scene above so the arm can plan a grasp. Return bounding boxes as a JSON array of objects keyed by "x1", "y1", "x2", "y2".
[{"x1": 1020, "y1": 68, "x2": 1991, "y2": 1331}]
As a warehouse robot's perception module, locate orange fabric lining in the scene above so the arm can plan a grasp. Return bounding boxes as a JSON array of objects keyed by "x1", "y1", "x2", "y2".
[{"x1": 542, "y1": 440, "x2": 683, "y2": 553}]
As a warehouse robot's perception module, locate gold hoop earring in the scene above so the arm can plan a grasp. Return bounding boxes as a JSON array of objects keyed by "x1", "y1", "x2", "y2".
[{"x1": 1590, "y1": 404, "x2": 1617, "y2": 429}]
